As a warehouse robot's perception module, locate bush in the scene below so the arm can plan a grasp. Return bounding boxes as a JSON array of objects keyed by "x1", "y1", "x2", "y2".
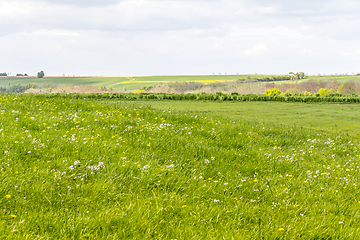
[
  {"x1": 37, "y1": 71, "x2": 45, "y2": 78},
  {"x1": 264, "y1": 88, "x2": 281, "y2": 96},
  {"x1": 317, "y1": 88, "x2": 334, "y2": 95}
]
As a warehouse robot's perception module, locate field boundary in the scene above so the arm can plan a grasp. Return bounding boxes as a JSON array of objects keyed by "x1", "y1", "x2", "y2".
[{"x1": 8, "y1": 92, "x2": 360, "y2": 103}]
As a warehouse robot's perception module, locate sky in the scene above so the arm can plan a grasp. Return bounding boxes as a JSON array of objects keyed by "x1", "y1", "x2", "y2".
[{"x1": 1, "y1": 0, "x2": 360, "y2": 76}]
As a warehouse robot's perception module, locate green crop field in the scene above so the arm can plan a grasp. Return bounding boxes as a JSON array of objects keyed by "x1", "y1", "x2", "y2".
[
  {"x1": 1, "y1": 93, "x2": 360, "y2": 239},
  {"x1": 0, "y1": 76, "x2": 130, "y2": 90}
]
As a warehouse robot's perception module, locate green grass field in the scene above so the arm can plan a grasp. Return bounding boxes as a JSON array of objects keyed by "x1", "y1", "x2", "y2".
[
  {"x1": 129, "y1": 100, "x2": 360, "y2": 136},
  {"x1": 1, "y1": 94, "x2": 360, "y2": 239},
  {"x1": 2, "y1": 74, "x2": 359, "y2": 92}
]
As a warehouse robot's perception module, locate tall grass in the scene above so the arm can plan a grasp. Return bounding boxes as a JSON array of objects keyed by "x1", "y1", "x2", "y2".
[{"x1": 0, "y1": 93, "x2": 360, "y2": 239}]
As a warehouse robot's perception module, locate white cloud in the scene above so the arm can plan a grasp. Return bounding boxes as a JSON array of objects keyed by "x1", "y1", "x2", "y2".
[
  {"x1": 244, "y1": 44, "x2": 268, "y2": 57},
  {"x1": 0, "y1": 0, "x2": 360, "y2": 75}
]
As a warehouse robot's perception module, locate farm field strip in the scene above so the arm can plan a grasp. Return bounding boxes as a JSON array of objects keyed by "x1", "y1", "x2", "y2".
[
  {"x1": 0, "y1": 94, "x2": 360, "y2": 238},
  {"x1": 120, "y1": 80, "x2": 230, "y2": 84},
  {"x1": 2, "y1": 75, "x2": 360, "y2": 92}
]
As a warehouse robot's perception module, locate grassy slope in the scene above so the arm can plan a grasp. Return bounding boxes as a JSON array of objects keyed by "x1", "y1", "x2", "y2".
[
  {"x1": 310, "y1": 75, "x2": 360, "y2": 82},
  {"x1": 274, "y1": 75, "x2": 360, "y2": 84},
  {"x1": 131, "y1": 75, "x2": 247, "y2": 82}
]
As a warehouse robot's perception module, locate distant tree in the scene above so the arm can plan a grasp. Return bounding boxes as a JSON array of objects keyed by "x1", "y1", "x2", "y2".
[
  {"x1": 0, "y1": 72, "x2": 7, "y2": 76},
  {"x1": 289, "y1": 72, "x2": 305, "y2": 80},
  {"x1": 298, "y1": 72, "x2": 305, "y2": 79},
  {"x1": 289, "y1": 72, "x2": 298, "y2": 80},
  {"x1": 37, "y1": 71, "x2": 45, "y2": 78}
]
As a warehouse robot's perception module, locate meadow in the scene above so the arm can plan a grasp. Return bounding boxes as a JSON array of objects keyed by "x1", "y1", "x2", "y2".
[
  {"x1": 1, "y1": 94, "x2": 360, "y2": 239},
  {"x1": 129, "y1": 100, "x2": 360, "y2": 137}
]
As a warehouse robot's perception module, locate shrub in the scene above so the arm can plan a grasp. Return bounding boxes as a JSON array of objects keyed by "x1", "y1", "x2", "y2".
[
  {"x1": 317, "y1": 88, "x2": 334, "y2": 95},
  {"x1": 264, "y1": 88, "x2": 281, "y2": 96}
]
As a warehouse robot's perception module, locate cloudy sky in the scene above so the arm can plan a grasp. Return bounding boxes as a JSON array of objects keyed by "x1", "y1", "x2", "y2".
[{"x1": 1, "y1": 0, "x2": 360, "y2": 76}]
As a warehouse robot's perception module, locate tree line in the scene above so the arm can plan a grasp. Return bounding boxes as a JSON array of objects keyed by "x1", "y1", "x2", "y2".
[{"x1": 0, "y1": 71, "x2": 45, "y2": 78}]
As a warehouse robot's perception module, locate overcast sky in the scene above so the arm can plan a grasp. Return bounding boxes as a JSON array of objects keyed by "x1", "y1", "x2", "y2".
[{"x1": 1, "y1": 0, "x2": 360, "y2": 76}]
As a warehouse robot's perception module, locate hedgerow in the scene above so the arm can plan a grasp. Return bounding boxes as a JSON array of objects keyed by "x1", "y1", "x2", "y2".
[{"x1": 25, "y1": 92, "x2": 360, "y2": 104}]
